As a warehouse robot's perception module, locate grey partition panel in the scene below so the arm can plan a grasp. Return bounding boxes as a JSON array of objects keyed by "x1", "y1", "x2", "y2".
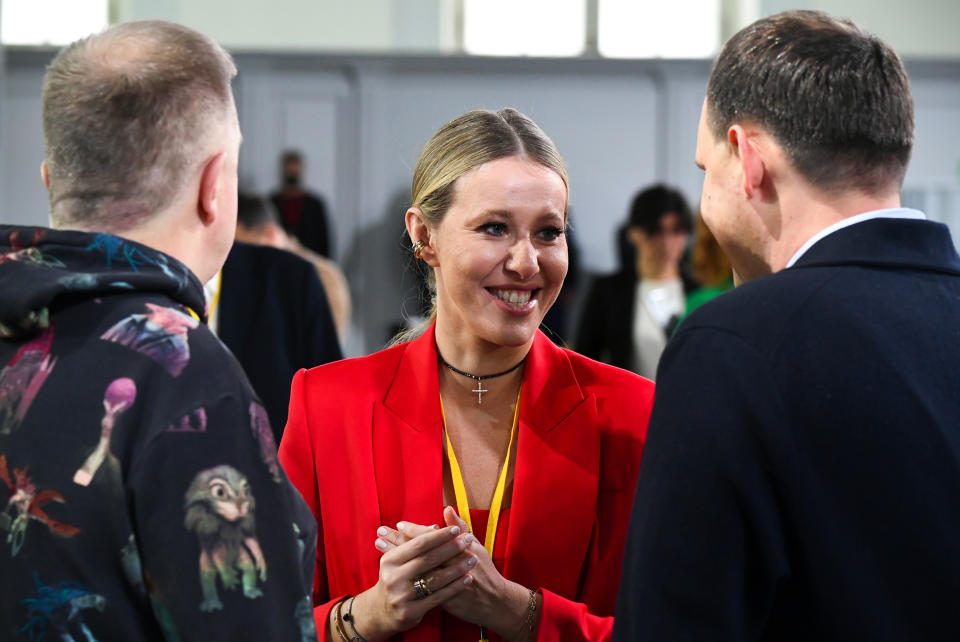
[{"x1": 1, "y1": 60, "x2": 49, "y2": 226}]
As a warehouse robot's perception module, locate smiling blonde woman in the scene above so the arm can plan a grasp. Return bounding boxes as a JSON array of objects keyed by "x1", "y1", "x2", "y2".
[{"x1": 280, "y1": 108, "x2": 653, "y2": 642}]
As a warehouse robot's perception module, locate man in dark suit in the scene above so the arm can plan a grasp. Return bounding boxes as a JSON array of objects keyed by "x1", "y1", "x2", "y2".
[
  {"x1": 270, "y1": 150, "x2": 332, "y2": 258},
  {"x1": 216, "y1": 194, "x2": 342, "y2": 443},
  {"x1": 614, "y1": 10, "x2": 960, "y2": 641}
]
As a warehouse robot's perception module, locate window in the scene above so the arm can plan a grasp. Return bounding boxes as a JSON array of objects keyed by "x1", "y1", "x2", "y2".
[
  {"x1": 1, "y1": 0, "x2": 108, "y2": 45},
  {"x1": 598, "y1": 0, "x2": 721, "y2": 58},
  {"x1": 463, "y1": 0, "x2": 586, "y2": 57}
]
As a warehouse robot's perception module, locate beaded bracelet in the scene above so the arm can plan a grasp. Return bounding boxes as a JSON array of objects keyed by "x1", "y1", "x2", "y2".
[
  {"x1": 333, "y1": 598, "x2": 350, "y2": 642},
  {"x1": 343, "y1": 595, "x2": 370, "y2": 642}
]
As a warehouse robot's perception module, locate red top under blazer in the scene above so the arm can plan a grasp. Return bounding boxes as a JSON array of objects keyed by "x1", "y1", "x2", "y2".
[{"x1": 279, "y1": 325, "x2": 653, "y2": 641}]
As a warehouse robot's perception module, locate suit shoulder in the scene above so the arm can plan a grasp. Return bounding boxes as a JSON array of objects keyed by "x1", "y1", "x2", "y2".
[
  {"x1": 588, "y1": 271, "x2": 633, "y2": 292},
  {"x1": 682, "y1": 268, "x2": 834, "y2": 332},
  {"x1": 227, "y1": 242, "x2": 314, "y2": 274}
]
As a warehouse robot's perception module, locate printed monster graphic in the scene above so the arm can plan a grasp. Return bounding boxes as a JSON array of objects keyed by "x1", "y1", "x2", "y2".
[
  {"x1": 121, "y1": 534, "x2": 180, "y2": 641},
  {"x1": 167, "y1": 407, "x2": 207, "y2": 433},
  {"x1": 0, "y1": 327, "x2": 57, "y2": 435},
  {"x1": 101, "y1": 303, "x2": 198, "y2": 377},
  {"x1": 20, "y1": 576, "x2": 106, "y2": 642},
  {"x1": 295, "y1": 595, "x2": 317, "y2": 642},
  {"x1": 0, "y1": 455, "x2": 80, "y2": 556},
  {"x1": 0, "y1": 229, "x2": 65, "y2": 269},
  {"x1": 73, "y1": 378, "x2": 137, "y2": 487},
  {"x1": 249, "y1": 402, "x2": 281, "y2": 483},
  {"x1": 184, "y1": 465, "x2": 267, "y2": 611}
]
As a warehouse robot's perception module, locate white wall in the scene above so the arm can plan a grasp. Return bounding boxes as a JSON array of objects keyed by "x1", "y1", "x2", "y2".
[
  {"x1": 114, "y1": 0, "x2": 451, "y2": 52},
  {"x1": 759, "y1": 0, "x2": 960, "y2": 57}
]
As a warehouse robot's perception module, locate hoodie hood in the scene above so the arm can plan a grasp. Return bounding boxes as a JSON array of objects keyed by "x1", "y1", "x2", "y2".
[{"x1": 0, "y1": 225, "x2": 206, "y2": 339}]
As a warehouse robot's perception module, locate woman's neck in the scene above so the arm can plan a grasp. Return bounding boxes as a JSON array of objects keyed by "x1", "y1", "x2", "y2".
[
  {"x1": 637, "y1": 255, "x2": 680, "y2": 281},
  {"x1": 433, "y1": 321, "x2": 532, "y2": 377},
  {"x1": 433, "y1": 322, "x2": 530, "y2": 409}
]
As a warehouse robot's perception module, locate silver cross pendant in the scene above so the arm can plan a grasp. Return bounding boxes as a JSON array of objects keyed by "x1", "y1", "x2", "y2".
[{"x1": 472, "y1": 379, "x2": 488, "y2": 404}]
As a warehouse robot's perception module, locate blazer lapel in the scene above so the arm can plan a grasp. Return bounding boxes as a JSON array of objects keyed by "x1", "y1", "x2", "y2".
[
  {"x1": 374, "y1": 328, "x2": 446, "y2": 641},
  {"x1": 375, "y1": 327, "x2": 446, "y2": 529},
  {"x1": 504, "y1": 332, "x2": 601, "y2": 597}
]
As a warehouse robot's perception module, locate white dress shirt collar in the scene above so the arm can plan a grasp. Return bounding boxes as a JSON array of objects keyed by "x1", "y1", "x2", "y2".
[{"x1": 785, "y1": 208, "x2": 926, "y2": 268}]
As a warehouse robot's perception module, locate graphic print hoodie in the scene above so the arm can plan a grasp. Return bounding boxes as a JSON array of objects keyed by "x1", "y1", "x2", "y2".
[{"x1": 0, "y1": 225, "x2": 318, "y2": 641}]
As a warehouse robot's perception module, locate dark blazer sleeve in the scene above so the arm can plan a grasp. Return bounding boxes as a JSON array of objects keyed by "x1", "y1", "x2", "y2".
[
  {"x1": 576, "y1": 275, "x2": 612, "y2": 361},
  {"x1": 575, "y1": 273, "x2": 634, "y2": 370},
  {"x1": 298, "y1": 194, "x2": 331, "y2": 258}
]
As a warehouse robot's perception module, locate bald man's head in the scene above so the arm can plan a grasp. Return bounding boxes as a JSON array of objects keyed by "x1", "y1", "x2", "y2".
[{"x1": 42, "y1": 21, "x2": 237, "y2": 231}]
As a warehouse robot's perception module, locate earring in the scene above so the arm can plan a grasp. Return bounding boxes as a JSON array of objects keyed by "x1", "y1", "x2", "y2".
[{"x1": 412, "y1": 240, "x2": 424, "y2": 259}]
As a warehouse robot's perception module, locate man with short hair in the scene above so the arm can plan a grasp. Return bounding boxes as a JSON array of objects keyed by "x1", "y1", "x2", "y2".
[
  {"x1": 0, "y1": 21, "x2": 317, "y2": 639},
  {"x1": 614, "y1": 11, "x2": 960, "y2": 641}
]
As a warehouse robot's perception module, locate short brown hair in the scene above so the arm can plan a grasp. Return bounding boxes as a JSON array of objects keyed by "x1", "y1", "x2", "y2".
[
  {"x1": 707, "y1": 10, "x2": 913, "y2": 195},
  {"x1": 42, "y1": 20, "x2": 237, "y2": 231}
]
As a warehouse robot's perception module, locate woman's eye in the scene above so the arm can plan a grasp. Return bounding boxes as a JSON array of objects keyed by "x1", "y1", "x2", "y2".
[
  {"x1": 538, "y1": 226, "x2": 565, "y2": 242},
  {"x1": 481, "y1": 222, "x2": 507, "y2": 236}
]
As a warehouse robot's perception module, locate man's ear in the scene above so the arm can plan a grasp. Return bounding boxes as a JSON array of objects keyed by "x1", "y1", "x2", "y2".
[
  {"x1": 728, "y1": 125, "x2": 765, "y2": 200},
  {"x1": 197, "y1": 151, "x2": 227, "y2": 226},
  {"x1": 405, "y1": 207, "x2": 437, "y2": 266},
  {"x1": 40, "y1": 161, "x2": 50, "y2": 191}
]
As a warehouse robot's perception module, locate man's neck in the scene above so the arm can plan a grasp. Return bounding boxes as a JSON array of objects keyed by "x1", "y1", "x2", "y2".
[{"x1": 767, "y1": 188, "x2": 902, "y2": 273}]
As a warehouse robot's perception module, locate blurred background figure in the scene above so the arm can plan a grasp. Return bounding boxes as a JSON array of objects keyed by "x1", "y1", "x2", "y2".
[
  {"x1": 541, "y1": 212, "x2": 582, "y2": 346},
  {"x1": 235, "y1": 191, "x2": 352, "y2": 344},
  {"x1": 211, "y1": 192, "x2": 343, "y2": 442},
  {"x1": 576, "y1": 184, "x2": 698, "y2": 379},
  {"x1": 270, "y1": 149, "x2": 332, "y2": 258},
  {"x1": 682, "y1": 213, "x2": 734, "y2": 319}
]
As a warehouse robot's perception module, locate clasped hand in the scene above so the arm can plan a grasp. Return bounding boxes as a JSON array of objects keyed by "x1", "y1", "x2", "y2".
[{"x1": 373, "y1": 506, "x2": 531, "y2": 638}]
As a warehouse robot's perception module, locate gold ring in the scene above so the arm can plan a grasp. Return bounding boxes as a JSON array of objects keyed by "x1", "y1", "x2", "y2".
[{"x1": 413, "y1": 577, "x2": 431, "y2": 600}]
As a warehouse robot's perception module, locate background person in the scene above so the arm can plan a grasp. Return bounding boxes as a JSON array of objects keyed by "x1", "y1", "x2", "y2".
[
  {"x1": 576, "y1": 185, "x2": 697, "y2": 379},
  {"x1": 280, "y1": 108, "x2": 652, "y2": 641},
  {"x1": 212, "y1": 192, "x2": 343, "y2": 441},
  {"x1": 270, "y1": 149, "x2": 333, "y2": 258},
  {"x1": 233, "y1": 191, "x2": 352, "y2": 345},
  {"x1": 614, "y1": 10, "x2": 960, "y2": 641},
  {"x1": 0, "y1": 21, "x2": 316, "y2": 640},
  {"x1": 679, "y1": 213, "x2": 733, "y2": 320}
]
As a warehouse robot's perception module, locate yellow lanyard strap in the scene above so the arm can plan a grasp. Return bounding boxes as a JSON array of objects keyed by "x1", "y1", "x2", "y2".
[{"x1": 440, "y1": 385, "x2": 522, "y2": 558}]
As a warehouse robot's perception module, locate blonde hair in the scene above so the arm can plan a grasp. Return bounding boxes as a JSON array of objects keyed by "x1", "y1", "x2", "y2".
[{"x1": 393, "y1": 108, "x2": 568, "y2": 345}]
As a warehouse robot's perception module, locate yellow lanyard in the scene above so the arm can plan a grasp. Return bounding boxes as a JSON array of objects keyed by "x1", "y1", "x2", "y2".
[
  {"x1": 439, "y1": 385, "x2": 521, "y2": 559},
  {"x1": 441, "y1": 386, "x2": 521, "y2": 642}
]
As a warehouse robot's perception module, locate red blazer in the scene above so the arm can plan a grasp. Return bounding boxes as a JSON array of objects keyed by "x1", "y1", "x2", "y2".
[{"x1": 279, "y1": 326, "x2": 652, "y2": 641}]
